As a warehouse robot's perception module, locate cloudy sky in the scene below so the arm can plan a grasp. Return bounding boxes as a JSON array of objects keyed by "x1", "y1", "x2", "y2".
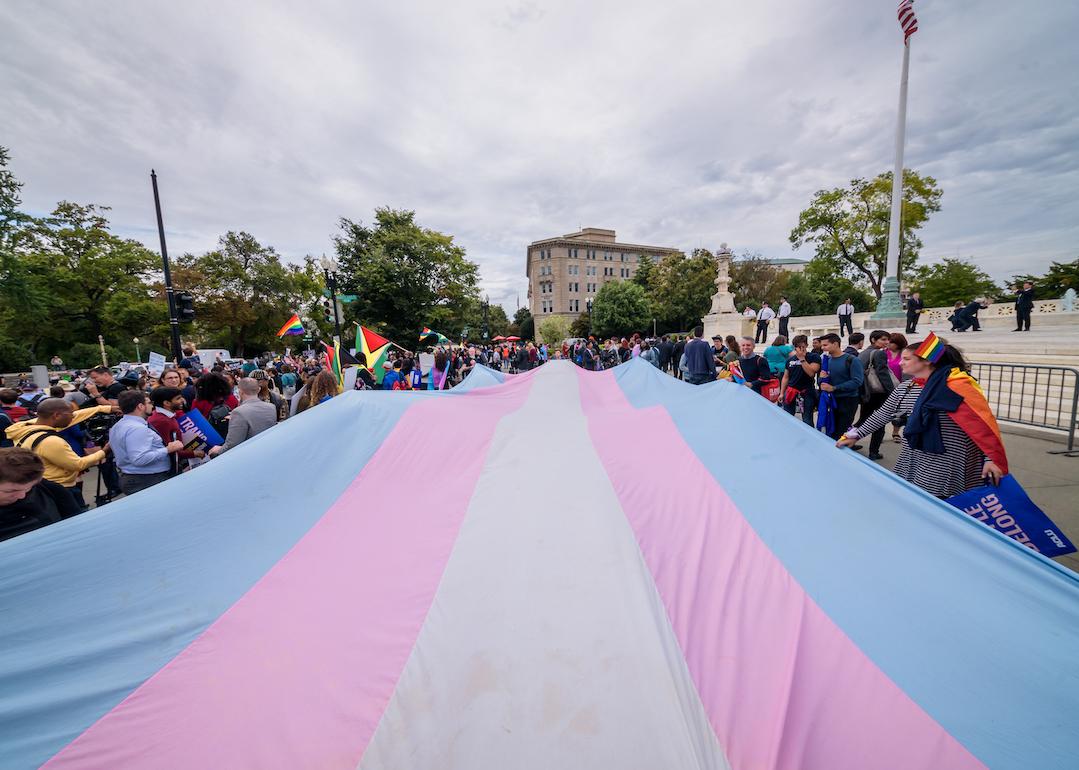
[{"x1": 2, "y1": 0, "x2": 1077, "y2": 312}]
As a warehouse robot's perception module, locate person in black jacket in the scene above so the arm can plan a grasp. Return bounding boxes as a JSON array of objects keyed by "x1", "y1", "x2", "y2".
[
  {"x1": 672, "y1": 336, "x2": 686, "y2": 379},
  {"x1": 905, "y1": 292, "x2": 925, "y2": 334},
  {"x1": 0, "y1": 447, "x2": 83, "y2": 543},
  {"x1": 1014, "y1": 281, "x2": 1035, "y2": 331}
]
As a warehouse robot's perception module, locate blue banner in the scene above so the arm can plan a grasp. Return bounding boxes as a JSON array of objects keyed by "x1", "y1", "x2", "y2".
[
  {"x1": 176, "y1": 410, "x2": 224, "y2": 450},
  {"x1": 946, "y1": 475, "x2": 1076, "y2": 557}
]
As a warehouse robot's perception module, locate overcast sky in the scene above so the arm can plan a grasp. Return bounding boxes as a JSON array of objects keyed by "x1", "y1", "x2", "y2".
[{"x1": 2, "y1": 0, "x2": 1077, "y2": 312}]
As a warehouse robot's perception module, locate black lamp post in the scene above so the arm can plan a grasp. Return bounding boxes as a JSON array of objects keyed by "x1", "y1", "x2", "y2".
[
  {"x1": 482, "y1": 294, "x2": 489, "y2": 340},
  {"x1": 586, "y1": 298, "x2": 593, "y2": 335}
]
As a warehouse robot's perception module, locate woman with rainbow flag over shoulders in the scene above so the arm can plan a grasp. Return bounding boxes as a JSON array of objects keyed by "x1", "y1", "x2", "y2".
[{"x1": 836, "y1": 332, "x2": 1007, "y2": 498}]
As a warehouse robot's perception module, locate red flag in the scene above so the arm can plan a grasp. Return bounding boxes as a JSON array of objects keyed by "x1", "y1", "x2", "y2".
[{"x1": 897, "y1": 0, "x2": 918, "y2": 42}]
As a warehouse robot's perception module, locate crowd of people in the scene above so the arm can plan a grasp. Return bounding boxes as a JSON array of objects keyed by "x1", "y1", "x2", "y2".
[{"x1": 0, "y1": 307, "x2": 1013, "y2": 544}]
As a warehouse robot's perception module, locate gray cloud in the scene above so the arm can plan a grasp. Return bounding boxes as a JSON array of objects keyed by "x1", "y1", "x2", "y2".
[{"x1": 1, "y1": 0, "x2": 1076, "y2": 315}]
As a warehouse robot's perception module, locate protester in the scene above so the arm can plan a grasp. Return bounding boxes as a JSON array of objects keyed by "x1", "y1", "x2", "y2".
[
  {"x1": 192, "y1": 372, "x2": 237, "y2": 438},
  {"x1": 249, "y1": 369, "x2": 286, "y2": 420},
  {"x1": 905, "y1": 291, "x2": 924, "y2": 334},
  {"x1": 0, "y1": 448, "x2": 83, "y2": 543},
  {"x1": 837, "y1": 336, "x2": 1007, "y2": 498},
  {"x1": 780, "y1": 335, "x2": 821, "y2": 426},
  {"x1": 297, "y1": 371, "x2": 339, "y2": 414},
  {"x1": 179, "y1": 345, "x2": 203, "y2": 373},
  {"x1": 1014, "y1": 281, "x2": 1034, "y2": 331},
  {"x1": 82, "y1": 366, "x2": 128, "y2": 407},
  {"x1": 671, "y1": 336, "x2": 686, "y2": 379},
  {"x1": 639, "y1": 340, "x2": 660, "y2": 368},
  {"x1": 844, "y1": 332, "x2": 865, "y2": 358},
  {"x1": 763, "y1": 335, "x2": 793, "y2": 377},
  {"x1": 207, "y1": 378, "x2": 277, "y2": 456},
  {"x1": 108, "y1": 390, "x2": 185, "y2": 496},
  {"x1": 856, "y1": 330, "x2": 897, "y2": 460},
  {"x1": 837, "y1": 298, "x2": 855, "y2": 337},
  {"x1": 818, "y1": 333, "x2": 864, "y2": 440},
  {"x1": 6, "y1": 398, "x2": 112, "y2": 510},
  {"x1": 683, "y1": 326, "x2": 715, "y2": 385},
  {"x1": 735, "y1": 337, "x2": 774, "y2": 395},
  {"x1": 147, "y1": 386, "x2": 203, "y2": 472}
]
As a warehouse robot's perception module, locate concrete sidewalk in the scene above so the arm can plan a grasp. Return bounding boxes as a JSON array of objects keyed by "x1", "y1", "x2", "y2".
[{"x1": 869, "y1": 427, "x2": 1079, "y2": 573}]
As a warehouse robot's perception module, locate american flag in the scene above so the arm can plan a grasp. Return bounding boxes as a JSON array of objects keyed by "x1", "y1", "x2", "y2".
[{"x1": 897, "y1": 0, "x2": 919, "y2": 41}]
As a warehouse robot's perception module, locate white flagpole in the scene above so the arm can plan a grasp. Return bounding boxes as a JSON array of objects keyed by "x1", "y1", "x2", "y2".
[{"x1": 875, "y1": 37, "x2": 911, "y2": 319}]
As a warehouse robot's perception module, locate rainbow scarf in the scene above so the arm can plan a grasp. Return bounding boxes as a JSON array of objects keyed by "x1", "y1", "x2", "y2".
[
  {"x1": 904, "y1": 366, "x2": 1008, "y2": 474},
  {"x1": 276, "y1": 313, "x2": 305, "y2": 337}
]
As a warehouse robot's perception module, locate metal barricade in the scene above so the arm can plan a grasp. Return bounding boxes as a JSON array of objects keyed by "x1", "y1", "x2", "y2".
[{"x1": 970, "y1": 362, "x2": 1079, "y2": 455}]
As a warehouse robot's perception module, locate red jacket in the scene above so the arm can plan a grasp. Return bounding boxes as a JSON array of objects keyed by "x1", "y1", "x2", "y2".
[{"x1": 147, "y1": 409, "x2": 197, "y2": 460}]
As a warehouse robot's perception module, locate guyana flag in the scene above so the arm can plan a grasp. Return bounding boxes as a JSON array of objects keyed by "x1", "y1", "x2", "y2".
[{"x1": 356, "y1": 325, "x2": 393, "y2": 386}]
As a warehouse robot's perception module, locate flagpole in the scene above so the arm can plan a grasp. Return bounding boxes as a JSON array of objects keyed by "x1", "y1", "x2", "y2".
[{"x1": 873, "y1": 38, "x2": 910, "y2": 321}]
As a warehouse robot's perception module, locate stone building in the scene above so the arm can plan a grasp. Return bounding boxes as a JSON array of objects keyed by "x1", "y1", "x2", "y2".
[{"x1": 526, "y1": 228, "x2": 681, "y2": 324}]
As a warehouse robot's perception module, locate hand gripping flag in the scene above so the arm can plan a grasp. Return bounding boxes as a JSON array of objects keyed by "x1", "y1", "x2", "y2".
[{"x1": 276, "y1": 313, "x2": 305, "y2": 337}]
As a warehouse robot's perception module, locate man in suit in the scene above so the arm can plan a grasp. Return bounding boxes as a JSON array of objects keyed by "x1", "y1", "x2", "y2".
[
  {"x1": 1014, "y1": 281, "x2": 1035, "y2": 331},
  {"x1": 905, "y1": 292, "x2": 924, "y2": 334}
]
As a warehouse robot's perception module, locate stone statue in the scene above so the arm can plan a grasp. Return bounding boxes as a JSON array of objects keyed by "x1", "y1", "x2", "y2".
[{"x1": 709, "y1": 243, "x2": 737, "y2": 315}]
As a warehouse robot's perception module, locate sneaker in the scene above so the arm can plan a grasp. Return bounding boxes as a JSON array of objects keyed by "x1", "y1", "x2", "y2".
[{"x1": 869, "y1": 452, "x2": 885, "y2": 460}]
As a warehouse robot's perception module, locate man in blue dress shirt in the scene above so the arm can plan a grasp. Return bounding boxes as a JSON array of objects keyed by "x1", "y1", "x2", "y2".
[{"x1": 108, "y1": 390, "x2": 185, "y2": 497}]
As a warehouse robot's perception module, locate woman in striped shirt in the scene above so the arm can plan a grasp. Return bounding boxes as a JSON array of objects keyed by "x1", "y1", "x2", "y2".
[{"x1": 836, "y1": 340, "x2": 1006, "y2": 499}]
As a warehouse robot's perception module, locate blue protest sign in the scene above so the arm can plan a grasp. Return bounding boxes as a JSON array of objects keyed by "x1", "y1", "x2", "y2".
[
  {"x1": 177, "y1": 410, "x2": 224, "y2": 449},
  {"x1": 946, "y1": 475, "x2": 1076, "y2": 557}
]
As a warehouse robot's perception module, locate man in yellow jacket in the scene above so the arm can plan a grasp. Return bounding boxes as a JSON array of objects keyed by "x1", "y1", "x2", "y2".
[{"x1": 6, "y1": 398, "x2": 114, "y2": 511}]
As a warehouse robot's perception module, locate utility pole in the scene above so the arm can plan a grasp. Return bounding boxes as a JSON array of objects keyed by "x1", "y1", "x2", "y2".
[{"x1": 151, "y1": 170, "x2": 184, "y2": 363}]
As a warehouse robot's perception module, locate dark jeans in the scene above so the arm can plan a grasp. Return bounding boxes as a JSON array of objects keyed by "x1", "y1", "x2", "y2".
[
  {"x1": 1016, "y1": 308, "x2": 1031, "y2": 330},
  {"x1": 778, "y1": 317, "x2": 789, "y2": 339},
  {"x1": 119, "y1": 470, "x2": 171, "y2": 496},
  {"x1": 831, "y1": 397, "x2": 860, "y2": 440},
  {"x1": 755, "y1": 321, "x2": 769, "y2": 343},
  {"x1": 684, "y1": 372, "x2": 715, "y2": 385},
  {"x1": 858, "y1": 392, "x2": 889, "y2": 455},
  {"x1": 65, "y1": 485, "x2": 88, "y2": 513},
  {"x1": 905, "y1": 313, "x2": 919, "y2": 334},
  {"x1": 783, "y1": 388, "x2": 816, "y2": 426},
  {"x1": 838, "y1": 314, "x2": 853, "y2": 336}
]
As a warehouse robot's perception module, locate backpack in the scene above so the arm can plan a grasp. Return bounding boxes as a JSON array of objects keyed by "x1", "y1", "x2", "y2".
[
  {"x1": 392, "y1": 376, "x2": 412, "y2": 391},
  {"x1": 17, "y1": 393, "x2": 46, "y2": 416},
  {"x1": 13, "y1": 427, "x2": 65, "y2": 452},
  {"x1": 208, "y1": 401, "x2": 231, "y2": 438}
]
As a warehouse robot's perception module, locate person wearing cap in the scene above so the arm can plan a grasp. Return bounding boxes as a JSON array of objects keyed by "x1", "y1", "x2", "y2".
[{"x1": 380, "y1": 360, "x2": 400, "y2": 390}]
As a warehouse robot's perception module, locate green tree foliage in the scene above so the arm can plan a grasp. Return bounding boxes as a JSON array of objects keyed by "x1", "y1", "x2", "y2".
[
  {"x1": 729, "y1": 252, "x2": 790, "y2": 311},
  {"x1": 509, "y1": 307, "x2": 534, "y2": 340},
  {"x1": 334, "y1": 208, "x2": 480, "y2": 344},
  {"x1": 538, "y1": 316, "x2": 571, "y2": 345},
  {"x1": 568, "y1": 313, "x2": 591, "y2": 338},
  {"x1": 649, "y1": 249, "x2": 714, "y2": 333},
  {"x1": 631, "y1": 254, "x2": 656, "y2": 289},
  {"x1": 781, "y1": 257, "x2": 876, "y2": 316},
  {"x1": 1012, "y1": 258, "x2": 1079, "y2": 300},
  {"x1": 486, "y1": 304, "x2": 511, "y2": 338},
  {"x1": 789, "y1": 170, "x2": 942, "y2": 297},
  {"x1": 907, "y1": 258, "x2": 1001, "y2": 308},
  {"x1": 591, "y1": 281, "x2": 650, "y2": 338},
  {"x1": 175, "y1": 231, "x2": 322, "y2": 357}
]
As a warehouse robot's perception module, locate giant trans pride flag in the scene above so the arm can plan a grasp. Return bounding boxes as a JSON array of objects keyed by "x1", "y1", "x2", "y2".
[{"x1": 2, "y1": 361, "x2": 1078, "y2": 769}]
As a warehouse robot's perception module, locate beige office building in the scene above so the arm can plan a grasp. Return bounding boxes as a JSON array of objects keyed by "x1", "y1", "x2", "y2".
[{"x1": 526, "y1": 228, "x2": 681, "y2": 324}]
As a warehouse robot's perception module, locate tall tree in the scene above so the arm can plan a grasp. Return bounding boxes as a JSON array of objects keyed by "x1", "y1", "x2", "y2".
[
  {"x1": 789, "y1": 170, "x2": 942, "y2": 297},
  {"x1": 334, "y1": 208, "x2": 480, "y2": 344},
  {"x1": 1012, "y1": 258, "x2": 1079, "y2": 299},
  {"x1": 908, "y1": 258, "x2": 1001, "y2": 307},
  {"x1": 631, "y1": 254, "x2": 656, "y2": 290},
  {"x1": 781, "y1": 257, "x2": 875, "y2": 316},
  {"x1": 538, "y1": 316, "x2": 571, "y2": 345},
  {"x1": 175, "y1": 231, "x2": 322, "y2": 356},
  {"x1": 591, "y1": 281, "x2": 650, "y2": 338},
  {"x1": 729, "y1": 252, "x2": 789, "y2": 313},
  {"x1": 649, "y1": 249, "x2": 714, "y2": 332}
]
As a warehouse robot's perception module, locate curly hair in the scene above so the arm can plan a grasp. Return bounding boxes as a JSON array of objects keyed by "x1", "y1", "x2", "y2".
[{"x1": 306, "y1": 371, "x2": 339, "y2": 409}]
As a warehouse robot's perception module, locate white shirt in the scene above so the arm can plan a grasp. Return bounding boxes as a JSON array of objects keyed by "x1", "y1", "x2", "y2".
[
  {"x1": 837, "y1": 303, "x2": 854, "y2": 315},
  {"x1": 757, "y1": 307, "x2": 776, "y2": 321},
  {"x1": 778, "y1": 301, "x2": 791, "y2": 318},
  {"x1": 742, "y1": 308, "x2": 757, "y2": 319}
]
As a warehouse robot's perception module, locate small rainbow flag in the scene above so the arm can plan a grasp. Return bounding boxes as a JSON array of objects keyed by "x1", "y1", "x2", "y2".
[
  {"x1": 420, "y1": 327, "x2": 451, "y2": 344},
  {"x1": 914, "y1": 331, "x2": 945, "y2": 364},
  {"x1": 276, "y1": 313, "x2": 305, "y2": 337}
]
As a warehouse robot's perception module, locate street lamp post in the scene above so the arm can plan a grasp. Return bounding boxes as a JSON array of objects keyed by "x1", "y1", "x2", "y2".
[
  {"x1": 482, "y1": 294, "x2": 489, "y2": 340},
  {"x1": 319, "y1": 255, "x2": 342, "y2": 343},
  {"x1": 586, "y1": 299, "x2": 593, "y2": 336},
  {"x1": 133, "y1": 337, "x2": 141, "y2": 363}
]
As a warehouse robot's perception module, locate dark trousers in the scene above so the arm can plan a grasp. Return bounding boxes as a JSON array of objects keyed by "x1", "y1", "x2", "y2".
[
  {"x1": 119, "y1": 470, "x2": 171, "y2": 496},
  {"x1": 783, "y1": 388, "x2": 816, "y2": 426},
  {"x1": 1016, "y1": 308, "x2": 1031, "y2": 330},
  {"x1": 755, "y1": 321, "x2": 769, "y2": 343},
  {"x1": 905, "y1": 313, "x2": 919, "y2": 334},
  {"x1": 684, "y1": 372, "x2": 715, "y2": 385},
  {"x1": 65, "y1": 485, "x2": 88, "y2": 513},
  {"x1": 954, "y1": 314, "x2": 980, "y2": 332},
  {"x1": 858, "y1": 392, "x2": 889, "y2": 455},
  {"x1": 831, "y1": 397, "x2": 860, "y2": 440},
  {"x1": 838, "y1": 314, "x2": 853, "y2": 336},
  {"x1": 778, "y1": 317, "x2": 789, "y2": 339}
]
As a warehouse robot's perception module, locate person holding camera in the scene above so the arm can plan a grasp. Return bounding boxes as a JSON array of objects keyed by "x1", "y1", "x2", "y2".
[
  {"x1": 5, "y1": 398, "x2": 114, "y2": 511},
  {"x1": 108, "y1": 391, "x2": 184, "y2": 496}
]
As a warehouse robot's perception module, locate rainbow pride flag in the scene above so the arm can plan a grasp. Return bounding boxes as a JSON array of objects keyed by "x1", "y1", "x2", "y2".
[
  {"x1": 420, "y1": 326, "x2": 451, "y2": 344},
  {"x1": 275, "y1": 313, "x2": 305, "y2": 337},
  {"x1": 2, "y1": 360, "x2": 1077, "y2": 768},
  {"x1": 946, "y1": 367, "x2": 1009, "y2": 474}
]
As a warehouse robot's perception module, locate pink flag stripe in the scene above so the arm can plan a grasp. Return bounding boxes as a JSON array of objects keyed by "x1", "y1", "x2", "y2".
[
  {"x1": 43, "y1": 378, "x2": 533, "y2": 769},
  {"x1": 576, "y1": 369, "x2": 983, "y2": 770}
]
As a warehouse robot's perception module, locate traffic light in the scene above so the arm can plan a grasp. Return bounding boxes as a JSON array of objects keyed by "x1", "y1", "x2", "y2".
[
  {"x1": 322, "y1": 298, "x2": 333, "y2": 323},
  {"x1": 177, "y1": 292, "x2": 195, "y2": 322}
]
